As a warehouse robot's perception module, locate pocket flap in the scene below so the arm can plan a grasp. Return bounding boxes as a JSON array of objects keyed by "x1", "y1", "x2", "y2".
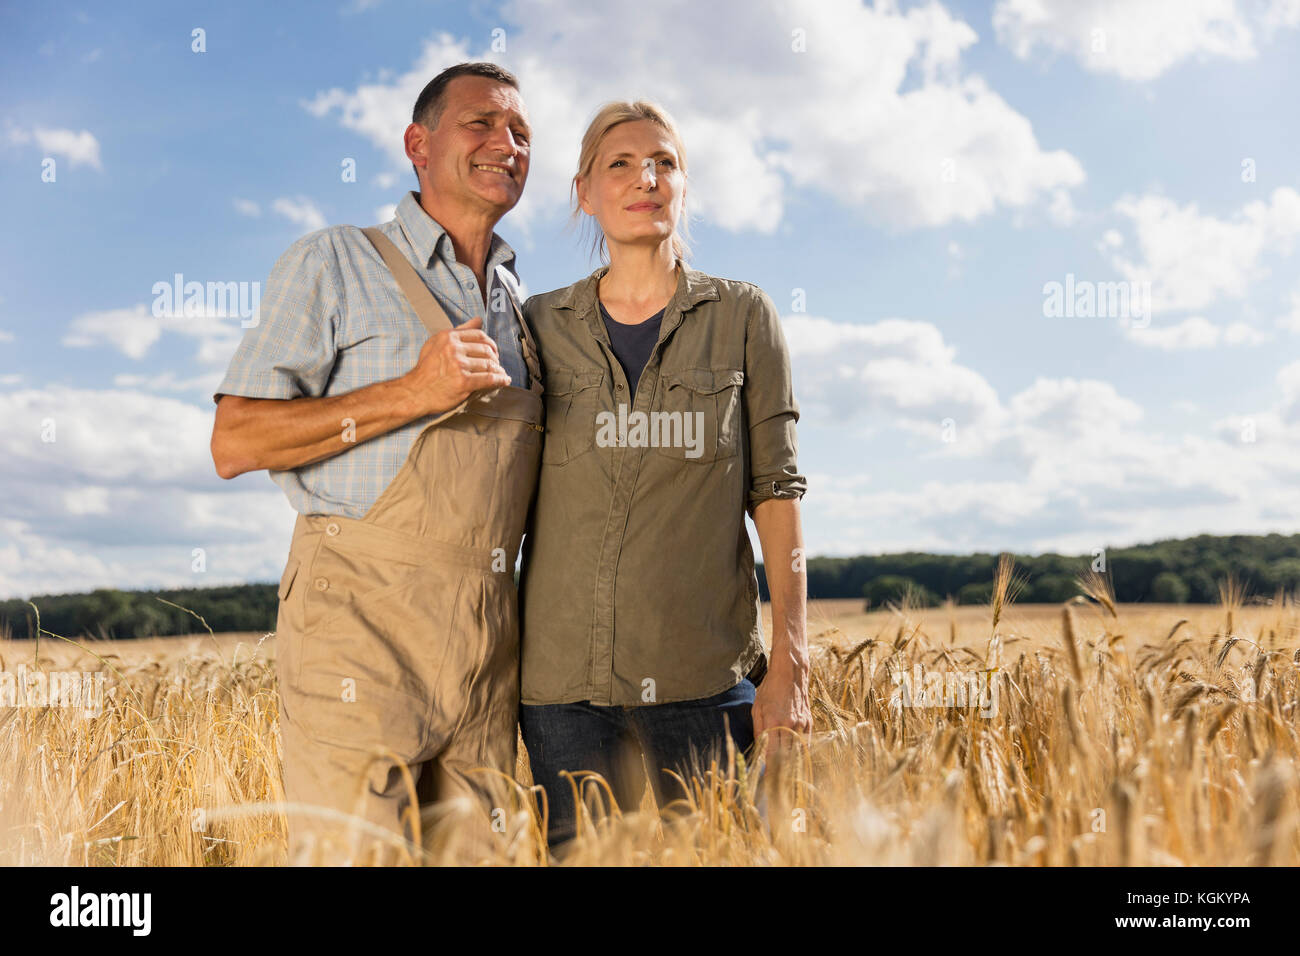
[
  {"x1": 668, "y1": 367, "x2": 744, "y2": 394},
  {"x1": 277, "y1": 556, "x2": 301, "y2": 601},
  {"x1": 547, "y1": 366, "x2": 605, "y2": 396}
]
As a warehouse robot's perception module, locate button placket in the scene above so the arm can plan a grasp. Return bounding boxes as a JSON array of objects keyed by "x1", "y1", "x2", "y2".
[{"x1": 581, "y1": 295, "x2": 693, "y2": 702}]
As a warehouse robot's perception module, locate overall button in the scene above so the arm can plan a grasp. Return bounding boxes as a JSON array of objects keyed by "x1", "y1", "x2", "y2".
[
  {"x1": 325, "y1": 522, "x2": 341, "y2": 536},
  {"x1": 314, "y1": 577, "x2": 329, "y2": 591}
]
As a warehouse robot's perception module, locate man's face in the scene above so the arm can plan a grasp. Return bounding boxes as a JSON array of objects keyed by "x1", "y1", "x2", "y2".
[{"x1": 410, "y1": 75, "x2": 531, "y2": 215}]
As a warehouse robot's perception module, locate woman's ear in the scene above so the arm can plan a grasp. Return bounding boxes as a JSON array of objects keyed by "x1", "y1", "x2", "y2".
[{"x1": 575, "y1": 175, "x2": 593, "y2": 216}]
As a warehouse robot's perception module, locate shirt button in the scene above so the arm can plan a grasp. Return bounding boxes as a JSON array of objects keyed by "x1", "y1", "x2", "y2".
[
  {"x1": 313, "y1": 577, "x2": 329, "y2": 591},
  {"x1": 463, "y1": 280, "x2": 473, "y2": 289},
  {"x1": 616, "y1": 384, "x2": 624, "y2": 391},
  {"x1": 325, "y1": 522, "x2": 340, "y2": 536}
]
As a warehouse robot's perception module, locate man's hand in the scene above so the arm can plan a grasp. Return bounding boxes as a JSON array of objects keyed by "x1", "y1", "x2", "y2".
[
  {"x1": 211, "y1": 317, "x2": 512, "y2": 479},
  {"x1": 752, "y1": 648, "x2": 812, "y2": 756},
  {"x1": 399, "y1": 315, "x2": 511, "y2": 417}
]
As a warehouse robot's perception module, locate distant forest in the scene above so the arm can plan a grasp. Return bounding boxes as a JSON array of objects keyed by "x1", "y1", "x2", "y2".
[{"x1": 1, "y1": 532, "x2": 1295, "y2": 640}]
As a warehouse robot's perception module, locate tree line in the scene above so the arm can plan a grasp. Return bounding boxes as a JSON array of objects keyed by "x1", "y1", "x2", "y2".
[
  {"x1": 755, "y1": 532, "x2": 1299, "y2": 606},
  {"x1": 1, "y1": 532, "x2": 1294, "y2": 640}
]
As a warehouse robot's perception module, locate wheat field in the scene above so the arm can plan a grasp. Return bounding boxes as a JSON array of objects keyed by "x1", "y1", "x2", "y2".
[{"x1": 1, "y1": 567, "x2": 1297, "y2": 866}]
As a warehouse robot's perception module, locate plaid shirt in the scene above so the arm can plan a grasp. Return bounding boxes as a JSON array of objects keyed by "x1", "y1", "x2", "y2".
[{"x1": 214, "y1": 191, "x2": 529, "y2": 517}]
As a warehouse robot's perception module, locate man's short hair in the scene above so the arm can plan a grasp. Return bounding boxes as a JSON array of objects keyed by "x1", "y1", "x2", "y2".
[{"x1": 410, "y1": 62, "x2": 520, "y2": 184}]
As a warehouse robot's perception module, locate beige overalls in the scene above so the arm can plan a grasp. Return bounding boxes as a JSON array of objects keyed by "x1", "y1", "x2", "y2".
[{"x1": 272, "y1": 227, "x2": 543, "y2": 862}]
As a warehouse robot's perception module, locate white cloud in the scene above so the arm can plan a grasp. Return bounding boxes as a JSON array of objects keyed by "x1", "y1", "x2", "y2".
[
  {"x1": 789, "y1": 308, "x2": 1300, "y2": 554},
  {"x1": 993, "y1": 0, "x2": 1272, "y2": 81},
  {"x1": 946, "y1": 240, "x2": 963, "y2": 278},
  {"x1": 1276, "y1": 359, "x2": 1300, "y2": 423},
  {"x1": 783, "y1": 314, "x2": 1003, "y2": 437},
  {"x1": 233, "y1": 198, "x2": 261, "y2": 217},
  {"x1": 7, "y1": 124, "x2": 103, "y2": 169},
  {"x1": 1263, "y1": 0, "x2": 1300, "y2": 33},
  {"x1": 0, "y1": 518, "x2": 123, "y2": 600},
  {"x1": 0, "y1": 386, "x2": 214, "y2": 484},
  {"x1": 0, "y1": 329, "x2": 13, "y2": 343},
  {"x1": 0, "y1": 386, "x2": 297, "y2": 598},
  {"x1": 271, "y1": 196, "x2": 328, "y2": 234},
  {"x1": 1211, "y1": 359, "x2": 1300, "y2": 448},
  {"x1": 1104, "y1": 188, "x2": 1300, "y2": 314},
  {"x1": 0, "y1": 499, "x2": 295, "y2": 600},
  {"x1": 63, "y1": 486, "x2": 111, "y2": 516},
  {"x1": 1276, "y1": 286, "x2": 1300, "y2": 331},
  {"x1": 63, "y1": 304, "x2": 164, "y2": 360},
  {"x1": 303, "y1": 0, "x2": 1083, "y2": 233},
  {"x1": 113, "y1": 370, "x2": 226, "y2": 394},
  {"x1": 1124, "y1": 314, "x2": 1270, "y2": 349},
  {"x1": 802, "y1": 373, "x2": 1300, "y2": 554},
  {"x1": 1223, "y1": 320, "x2": 1271, "y2": 345},
  {"x1": 1046, "y1": 187, "x2": 1078, "y2": 226},
  {"x1": 61, "y1": 303, "x2": 243, "y2": 369}
]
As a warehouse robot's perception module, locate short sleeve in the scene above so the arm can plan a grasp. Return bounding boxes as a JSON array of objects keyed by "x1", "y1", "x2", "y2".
[
  {"x1": 213, "y1": 236, "x2": 341, "y2": 404},
  {"x1": 743, "y1": 285, "x2": 807, "y2": 517}
]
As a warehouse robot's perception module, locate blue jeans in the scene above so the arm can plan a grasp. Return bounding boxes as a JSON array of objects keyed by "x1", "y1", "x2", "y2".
[{"x1": 520, "y1": 679, "x2": 756, "y2": 847}]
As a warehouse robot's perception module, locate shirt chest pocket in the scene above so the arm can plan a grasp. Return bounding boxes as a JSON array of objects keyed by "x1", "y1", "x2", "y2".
[
  {"x1": 654, "y1": 367, "x2": 744, "y2": 464},
  {"x1": 542, "y1": 366, "x2": 606, "y2": 465}
]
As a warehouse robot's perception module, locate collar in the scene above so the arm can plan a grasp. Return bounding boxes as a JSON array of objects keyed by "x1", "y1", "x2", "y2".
[
  {"x1": 394, "y1": 190, "x2": 518, "y2": 276},
  {"x1": 552, "y1": 263, "x2": 720, "y2": 317}
]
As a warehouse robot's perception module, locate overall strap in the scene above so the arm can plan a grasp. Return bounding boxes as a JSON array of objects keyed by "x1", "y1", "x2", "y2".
[
  {"x1": 361, "y1": 226, "x2": 454, "y2": 336},
  {"x1": 499, "y1": 265, "x2": 544, "y2": 394}
]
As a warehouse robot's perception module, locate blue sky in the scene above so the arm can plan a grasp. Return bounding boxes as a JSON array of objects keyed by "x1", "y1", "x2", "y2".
[{"x1": 4, "y1": 0, "x2": 1300, "y2": 598}]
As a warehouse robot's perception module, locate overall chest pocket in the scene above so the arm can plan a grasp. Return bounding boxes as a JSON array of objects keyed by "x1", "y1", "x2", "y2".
[
  {"x1": 654, "y1": 367, "x2": 744, "y2": 463},
  {"x1": 541, "y1": 366, "x2": 605, "y2": 465}
]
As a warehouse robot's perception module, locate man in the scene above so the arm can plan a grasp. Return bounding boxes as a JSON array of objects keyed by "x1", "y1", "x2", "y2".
[{"x1": 210, "y1": 62, "x2": 541, "y2": 863}]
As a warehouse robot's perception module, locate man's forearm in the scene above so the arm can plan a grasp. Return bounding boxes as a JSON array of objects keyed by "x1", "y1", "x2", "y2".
[{"x1": 212, "y1": 374, "x2": 426, "y2": 478}]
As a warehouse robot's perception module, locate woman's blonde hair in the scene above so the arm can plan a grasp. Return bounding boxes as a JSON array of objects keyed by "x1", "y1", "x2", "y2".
[{"x1": 569, "y1": 100, "x2": 693, "y2": 265}]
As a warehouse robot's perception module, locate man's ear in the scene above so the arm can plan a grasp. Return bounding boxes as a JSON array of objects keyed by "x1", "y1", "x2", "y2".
[{"x1": 404, "y1": 122, "x2": 430, "y2": 171}]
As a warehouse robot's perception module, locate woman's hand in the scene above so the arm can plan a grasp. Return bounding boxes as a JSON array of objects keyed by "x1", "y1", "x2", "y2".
[{"x1": 752, "y1": 648, "x2": 812, "y2": 755}]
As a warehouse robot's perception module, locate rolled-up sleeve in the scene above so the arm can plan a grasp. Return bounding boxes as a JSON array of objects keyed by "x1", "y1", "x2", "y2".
[
  {"x1": 743, "y1": 285, "x2": 807, "y2": 516},
  {"x1": 212, "y1": 236, "x2": 340, "y2": 404}
]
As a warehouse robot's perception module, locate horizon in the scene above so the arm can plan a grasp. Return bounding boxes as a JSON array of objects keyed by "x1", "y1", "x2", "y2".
[{"x1": 0, "y1": 526, "x2": 1287, "y2": 602}]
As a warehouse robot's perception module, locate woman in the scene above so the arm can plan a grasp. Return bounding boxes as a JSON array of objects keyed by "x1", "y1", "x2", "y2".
[{"x1": 518, "y1": 100, "x2": 810, "y2": 848}]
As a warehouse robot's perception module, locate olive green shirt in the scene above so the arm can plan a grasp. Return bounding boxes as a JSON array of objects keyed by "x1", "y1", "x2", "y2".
[{"x1": 518, "y1": 265, "x2": 807, "y2": 706}]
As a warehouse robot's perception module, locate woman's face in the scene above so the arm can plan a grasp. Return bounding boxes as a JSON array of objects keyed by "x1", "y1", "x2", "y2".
[{"x1": 577, "y1": 119, "x2": 685, "y2": 255}]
